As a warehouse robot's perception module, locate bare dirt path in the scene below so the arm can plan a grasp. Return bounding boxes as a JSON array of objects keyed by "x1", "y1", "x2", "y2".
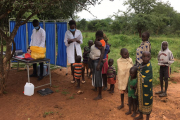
[{"x1": 0, "y1": 68, "x2": 180, "y2": 120}]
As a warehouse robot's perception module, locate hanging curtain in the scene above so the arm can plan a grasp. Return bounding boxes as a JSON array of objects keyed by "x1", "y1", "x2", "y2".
[
  {"x1": 45, "y1": 22, "x2": 56, "y2": 65},
  {"x1": 27, "y1": 22, "x2": 33, "y2": 45},
  {"x1": 10, "y1": 21, "x2": 27, "y2": 53},
  {"x1": 56, "y1": 22, "x2": 67, "y2": 67},
  {"x1": 39, "y1": 22, "x2": 44, "y2": 28}
]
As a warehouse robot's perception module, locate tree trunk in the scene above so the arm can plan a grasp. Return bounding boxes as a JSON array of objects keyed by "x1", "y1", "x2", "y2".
[
  {"x1": 138, "y1": 28, "x2": 142, "y2": 38},
  {"x1": 0, "y1": 36, "x2": 15, "y2": 95},
  {"x1": 0, "y1": 36, "x2": 5, "y2": 95},
  {"x1": 0, "y1": 63, "x2": 7, "y2": 95}
]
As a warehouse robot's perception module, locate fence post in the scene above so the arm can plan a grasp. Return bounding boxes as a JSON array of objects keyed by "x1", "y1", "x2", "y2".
[
  {"x1": 43, "y1": 20, "x2": 45, "y2": 30},
  {"x1": 55, "y1": 20, "x2": 57, "y2": 67},
  {"x1": 26, "y1": 23, "x2": 28, "y2": 49}
]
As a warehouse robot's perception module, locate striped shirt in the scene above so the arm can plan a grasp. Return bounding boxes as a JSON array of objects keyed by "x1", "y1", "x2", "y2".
[
  {"x1": 73, "y1": 63, "x2": 83, "y2": 79},
  {"x1": 107, "y1": 66, "x2": 116, "y2": 78}
]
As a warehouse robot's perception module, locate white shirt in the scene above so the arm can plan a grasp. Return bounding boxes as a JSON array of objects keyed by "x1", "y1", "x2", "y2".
[
  {"x1": 30, "y1": 27, "x2": 46, "y2": 48},
  {"x1": 89, "y1": 45, "x2": 101, "y2": 60},
  {"x1": 64, "y1": 29, "x2": 83, "y2": 63}
]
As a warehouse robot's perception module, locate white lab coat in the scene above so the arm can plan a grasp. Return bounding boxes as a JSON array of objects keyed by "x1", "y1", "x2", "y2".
[
  {"x1": 30, "y1": 27, "x2": 46, "y2": 48},
  {"x1": 64, "y1": 29, "x2": 83, "y2": 63}
]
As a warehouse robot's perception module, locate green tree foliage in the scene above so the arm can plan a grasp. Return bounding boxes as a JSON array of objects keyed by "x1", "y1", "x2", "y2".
[
  {"x1": 86, "y1": 18, "x2": 112, "y2": 31},
  {"x1": 110, "y1": 15, "x2": 130, "y2": 34},
  {"x1": 123, "y1": 0, "x2": 156, "y2": 37},
  {"x1": 77, "y1": 19, "x2": 88, "y2": 31},
  {"x1": 150, "y1": 2, "x2": 175, "y2": 35},
  {"x1": 171, "y1": 13, "x2": 180, "y2": 34},
  {"x1": 37, "y1": 0, "x2": 88, "y2": 20},
  {"x1": 87, "y1": 19, "x2": 98, "y2": 31},
  {"x1": 85, "y1": 0, "x2": 180, "y2": 36}
]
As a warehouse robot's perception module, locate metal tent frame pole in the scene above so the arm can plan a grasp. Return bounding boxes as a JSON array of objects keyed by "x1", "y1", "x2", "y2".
[
  {"x1": 66, "y1": 22, "x2": 68, "y2": 75},
  {"x1": 55, "y1": 20, "x2": 57, "y2": 67}
]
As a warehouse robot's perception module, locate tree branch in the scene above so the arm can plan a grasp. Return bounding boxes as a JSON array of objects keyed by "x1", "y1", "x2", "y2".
[
  {"x1": 74, "y1": 0, "x2": 97, "y2": 18},
  {"x1": 0, "y1": 11, "x2": 10, "y2": 20},
  {"x1": 0, "y1": 0, "x2": 15, "y2": 20},
  {"x1": 19, "y1": 11, "x2": 39, "y2": 26},
  {"x1": 15, "y1": 3, "x2": 35, "y2": 22}
]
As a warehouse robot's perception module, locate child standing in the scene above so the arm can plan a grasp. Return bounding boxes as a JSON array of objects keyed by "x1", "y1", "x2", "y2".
[
  {"x1": 102, "y1": 33, "x2": 110, "y2": 91},
  {"x1": 117, "y1": 48, "x2": 133, "y2": 110},
  {"x1": 135, "y1": 51, "x2": 153, "y2": 120},
  {"x1": 83, "y1": 46, "x2": 89, "y2": 77},
  {"x1": 86, "y1": 40, "x2": 94, "y2": 78},
  {"x1": 156, "y1": 41, "x2": 174, "y2": 97},
  {"x1": 107, "y1": 59, "x2": 116, "y2": 94},
  {"x1": 83, "y1": 40, "x2": 93, "y2": 78},
  {"x1": 89, "y1": 30, "x2": 105, "y2": 100},
  {"x1": 102, "y1": 43, "x2": 110, "y2": 91},
  {"x1": 136, "y1": 32, "x2": 151, "y2": 66},
  {"x1": 125, "y1": 66, "x2": 138, "y2": 117},
  {"x1": 72, "y1": 56, "x2": 85, "y2": 88}
]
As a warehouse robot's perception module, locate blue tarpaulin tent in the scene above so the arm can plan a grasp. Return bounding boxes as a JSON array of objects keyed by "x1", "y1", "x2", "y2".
[{"x1": 9, "y1": 20, "x2": 67, "y2": 68}]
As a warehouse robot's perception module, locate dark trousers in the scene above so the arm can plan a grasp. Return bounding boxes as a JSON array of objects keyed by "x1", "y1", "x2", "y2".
[
  {"x1": 160, "y1": 66, "x2": 169, "y2": 82},
  {"x1": 33, "y1": 62, "x2": 43, "y2": 76}
]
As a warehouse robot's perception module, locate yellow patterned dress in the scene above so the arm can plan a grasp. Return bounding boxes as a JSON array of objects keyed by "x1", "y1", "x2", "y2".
[{"x1": 137, "y1": 62, "x2": 153, "y2": 114}]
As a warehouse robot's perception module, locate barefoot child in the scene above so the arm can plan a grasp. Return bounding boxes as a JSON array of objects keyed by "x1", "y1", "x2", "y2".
[
  {"x1": 83, "y1": 47, "x2": 90, "y2": 76},
  {"x1": 107, "y1": 59, "x2": 116, "y2": 94},
  {"x1": 125, "y1": 66, "x2": 138, "y2": 117},
  {"x1": 87, "y1": 40, "x2": 94, "y2": 78},
  {"x1": 89, "y1": 31, "x2": 105, "y2": 100},
  {"x1": 156, "y1": 41, "x2": 174, "y2": 97},
  {"x1": 117, "y1": 48, "x2": 133, "y2": 109},
  {"x1": 102, "y1": 33, "x2": 110, "y2": 91},
  {"x1": 102, "y1": 42, "x2": 110, "y2": 91},
  {"x1": 82, "y1": 40, "x2": 94, "y2": 80},
  {"x1": 135, "y1": 51, "x2": 153, "y2": 120},
  {"x1": 136, "y1": 32, "x2": 151, "y2": 66},
  {"x1": 72, "y1": 56, "x2": 85, "y2": 88}
]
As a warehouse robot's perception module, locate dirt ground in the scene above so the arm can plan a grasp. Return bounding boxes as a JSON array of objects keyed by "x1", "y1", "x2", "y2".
[{"x1": 0, "y1": 67, "x2": 180, "y2": 120}]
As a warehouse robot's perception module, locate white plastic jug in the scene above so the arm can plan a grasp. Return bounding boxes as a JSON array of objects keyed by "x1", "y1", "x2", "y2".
[{"x1": 24, "y1": 82, "x2": 34, "y2": 96}]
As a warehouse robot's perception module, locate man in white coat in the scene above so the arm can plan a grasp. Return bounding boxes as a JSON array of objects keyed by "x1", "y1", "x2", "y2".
[
  {"x1": 30, "y1": 19, "x2": 46, "y2": 80},
  {"x1": 64, "y1": 20, "x2": 83, "y2": 83}
]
